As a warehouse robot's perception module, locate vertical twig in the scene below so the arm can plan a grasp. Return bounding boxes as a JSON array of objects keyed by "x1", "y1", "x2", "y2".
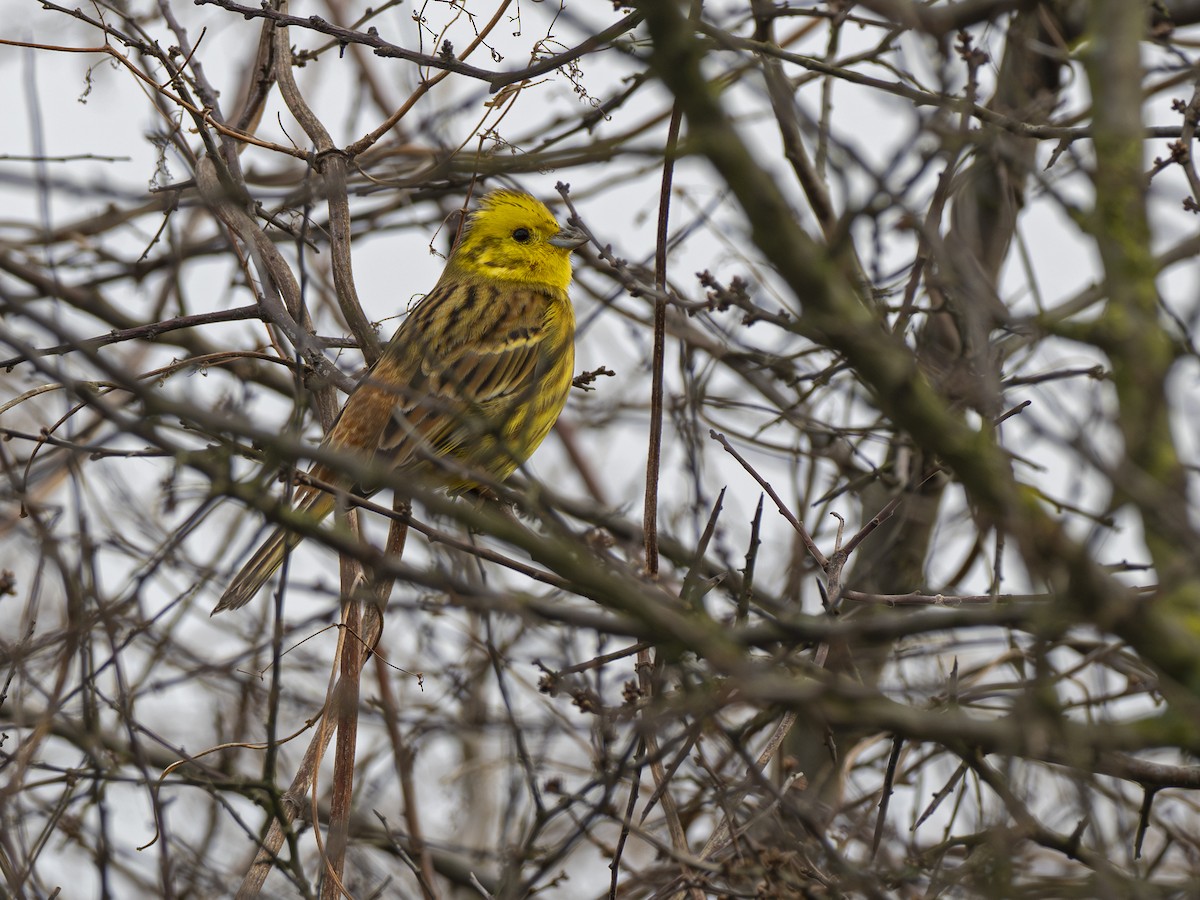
[
  {"x1": 872, "y1": 737, "x2": 904, "y2": 859},
  {"x1": 320, "y1": 554, "x2": 364, "y2": 899},
  {"x1": 642, "y1": 100, "x2": 679, "y2": 573},
  {"x1": 737, "y1": 495, "x2": 764, "y2": 626},
  {"x1": 632, "y1": 66, "x2": 693, "y2": 890},
  {"x1": 609, "y1": 737, "x2": 644, "y2": 900},
  {"x1": 374, "y1": 655, "x2": 438, "y2": 899}
]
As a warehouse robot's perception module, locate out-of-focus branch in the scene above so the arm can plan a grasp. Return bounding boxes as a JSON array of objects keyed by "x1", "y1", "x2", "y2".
[
  {"x1": 1083, "y1": 1, "x2": 1200, "y2": 633},
  {"x1": 634, "y1": 0, "x2": 1200, "y2": 701},
  {"x1": 272, "y1": 1, "x2": 381, "y2": 366}
]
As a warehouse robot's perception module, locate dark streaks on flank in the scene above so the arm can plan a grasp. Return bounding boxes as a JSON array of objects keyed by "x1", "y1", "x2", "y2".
[{"x1": 458, "y1": 285, "x2": 480, "y2": 314}]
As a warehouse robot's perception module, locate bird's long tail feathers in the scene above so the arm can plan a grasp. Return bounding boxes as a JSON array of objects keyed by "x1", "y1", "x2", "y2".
[{"x1": 211, "y1": 480, "x2": 337, "y2": 615}]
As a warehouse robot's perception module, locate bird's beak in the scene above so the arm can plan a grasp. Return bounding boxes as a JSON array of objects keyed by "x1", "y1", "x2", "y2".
[{"x1": 548, "y1": 224, "x2": 588, "y2": 250}]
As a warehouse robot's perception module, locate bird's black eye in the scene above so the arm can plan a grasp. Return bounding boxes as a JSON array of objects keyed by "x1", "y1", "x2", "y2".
[{"x1": 512, "y1": 227, "x2": 532, "y2": 243}]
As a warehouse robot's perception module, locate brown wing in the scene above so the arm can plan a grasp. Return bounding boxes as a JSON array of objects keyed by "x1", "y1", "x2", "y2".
[
  {"x1": 390, "y1": 339, "x2": 541, "y2": 458},
  {"x1": 320, "y1": 280, "x2": 563, "y2": 487}
]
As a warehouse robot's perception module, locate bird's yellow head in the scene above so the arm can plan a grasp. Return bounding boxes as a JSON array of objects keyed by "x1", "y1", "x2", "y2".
[{"x1": 448, "y1": 190, "x2": 586, "y2": 291}]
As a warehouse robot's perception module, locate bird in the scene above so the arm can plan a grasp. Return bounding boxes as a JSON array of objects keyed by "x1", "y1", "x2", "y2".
[{"x1": 212, "y1": 189, "x2": 587, "y2": 614}]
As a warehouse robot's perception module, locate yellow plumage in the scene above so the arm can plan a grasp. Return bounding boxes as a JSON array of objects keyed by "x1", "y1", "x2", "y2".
[{"x1": 213, "y1": 190, "x2": 585, "y2": 614}]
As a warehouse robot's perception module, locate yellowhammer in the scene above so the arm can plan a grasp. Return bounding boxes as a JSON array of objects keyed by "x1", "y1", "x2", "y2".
[{"x1": 212, "y1": 190, "x2": 586, "y2": 614}]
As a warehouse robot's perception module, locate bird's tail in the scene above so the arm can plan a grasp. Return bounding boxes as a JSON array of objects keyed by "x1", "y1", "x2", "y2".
[{"x1": 211, "y1": 480, "x2": 337, "y2": 615}]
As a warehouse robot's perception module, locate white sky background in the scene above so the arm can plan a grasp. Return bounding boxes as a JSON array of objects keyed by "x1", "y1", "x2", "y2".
[{"x1": 2, "y1": 1, "x2": 1200, "y2": 896}]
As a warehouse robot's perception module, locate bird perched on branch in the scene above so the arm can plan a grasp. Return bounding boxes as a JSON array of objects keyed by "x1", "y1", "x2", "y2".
[{"x1": 213, "y1": 190, "x2": 587, "y2": 614}]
